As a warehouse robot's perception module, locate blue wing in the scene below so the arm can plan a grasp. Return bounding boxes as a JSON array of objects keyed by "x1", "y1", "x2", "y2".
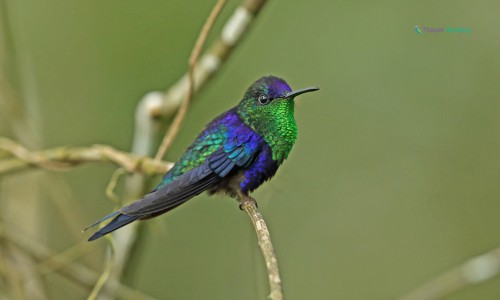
[
  {"x1": 120, "y1": 125, "x2": 262, "y2": 217},
  {"x1": 86, "y1": 110, "x2": 262, "y2": 241}
]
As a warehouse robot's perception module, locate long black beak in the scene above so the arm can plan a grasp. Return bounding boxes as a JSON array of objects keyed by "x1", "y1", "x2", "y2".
[{"x1": 285, "y1": 87, "x2": 319, "y2": 99}]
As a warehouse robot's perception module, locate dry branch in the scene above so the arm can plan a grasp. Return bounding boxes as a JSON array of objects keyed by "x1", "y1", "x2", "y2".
[
  {"x1": 241, "y1": 200, "x2": 284, "y2": 300},
  {"x1": 0, "y1": 137, "x2": 172, "y2": 176},
  {"x1": 154, "y1": 0, "x2": 227, "y2": 161},
  {"x1": 0, "y1": 224, "x2": 158, "y2": 300},
  {"x1": 400, "y1": 246, "x2": 500, "y2": 300}
]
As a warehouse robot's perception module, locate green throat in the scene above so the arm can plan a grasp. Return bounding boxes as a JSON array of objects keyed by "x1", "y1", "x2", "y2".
[{"x1": 237, "y1": 98, "x2": 297, "y2": 162}]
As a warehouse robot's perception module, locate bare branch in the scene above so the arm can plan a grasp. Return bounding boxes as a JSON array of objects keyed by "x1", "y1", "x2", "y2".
[
  {"x1": 241, "y1": 200, "x2": 284, "y2": 300},
  {"x1": 399, "y1": 246, "x2": 500, "y2": 300},
  {"x1": 154, "y1": 0, "x2": 227, "y2": 161},
  {"x1": 0, "y1": 137, "x2": 173, "y2": 176},
  {"x1": 87, "y1": 237, "x2": 115, "y2": 300},
  {"x1": 150, "y1": 0, "x2": 269, "y2": 121},
  {"x1": 0, "y1": 224, "x2": 158, "y2": 300}
]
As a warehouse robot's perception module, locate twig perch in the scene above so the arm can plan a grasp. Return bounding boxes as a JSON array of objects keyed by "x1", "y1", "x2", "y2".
[{"x1": 241, "y1": 200, "x2": 284, "y2": 300}]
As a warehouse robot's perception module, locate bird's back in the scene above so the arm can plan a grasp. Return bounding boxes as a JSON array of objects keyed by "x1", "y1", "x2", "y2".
[{"x1": 159, "y1": 109, "x2": 233, "y2": 186}]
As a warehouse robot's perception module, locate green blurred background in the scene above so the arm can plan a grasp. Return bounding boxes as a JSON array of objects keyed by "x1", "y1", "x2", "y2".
[{"x1": 1, "y1": 0, "x2": 500, "y2": 299}]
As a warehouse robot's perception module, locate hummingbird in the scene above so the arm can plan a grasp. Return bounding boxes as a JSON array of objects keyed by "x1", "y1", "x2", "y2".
[{"x1": 86, "y1": 76, "x2": 318, "y2": 241}]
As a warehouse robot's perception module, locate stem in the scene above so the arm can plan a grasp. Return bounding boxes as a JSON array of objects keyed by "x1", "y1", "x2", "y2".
[
  {"x1": 0, "y1": 223, "x2": 158, "y2": 300},
  {"x1": 399, "y1": 246, "x2": 500, "y2": 300},
  {"x1": 154, "y1": 0, "x2": 227, "y2": 161},
  {"x1": 241, "y1": 200, "x2": 284, "y2": 300},
  {"x1": 0, "y1": 137, "x2": 172, "y2": 176},
  {"x1": 87, "y1": 236, "x2": 115, "y2": 300}
]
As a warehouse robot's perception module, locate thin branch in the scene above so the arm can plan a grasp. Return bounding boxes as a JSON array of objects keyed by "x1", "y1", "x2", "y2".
[
  {"x1": 154, "y1": 0, "x2": 227, "y2": 161},
  {"x1": 0, "y1": 224, "x2": 158, "y2": 300},
  {"x1": 0, "y1": 137, "x2": 173, "y2": 176},
  {"x1": 241, "y1": 200, "x2": 283, "y2": 300},
  {"x1": 1, "y1": 28, "x2": 50, "y2": 299},
  {"x1": 399, "y1": 246, "x2": 500, "y2": 300},
  {"x1": 34, "y1": 241, "x2": 93, "y2": 276},
  {"x1": 87, "y1": 236, "x2": 115, "y2": 300},
  {"x1": 0, "y1": 243, "x2": 26, "y2": 300},
  {"x1": 105, "y1": 168, "x2": 127, "y2": 205},
  {"x1": 152, "y1": 0, "x2": 269, "y2": 121}
]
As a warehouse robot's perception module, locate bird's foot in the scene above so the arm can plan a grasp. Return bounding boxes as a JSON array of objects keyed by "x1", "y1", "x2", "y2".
[{"x1": 239, "y1": 196, "x2": 258, "y2": 210}]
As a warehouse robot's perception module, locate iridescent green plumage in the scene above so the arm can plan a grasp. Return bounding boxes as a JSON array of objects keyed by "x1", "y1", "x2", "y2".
[
  {"x1": 160, "y1": 123, "x2": 227, "y2": 186},
  {"x1": 238, "y1": 97, "x2": 297, "y2": 161}
]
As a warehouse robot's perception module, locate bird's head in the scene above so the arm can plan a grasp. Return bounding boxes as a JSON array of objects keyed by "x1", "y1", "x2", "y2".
[
  {"x1": 236, "y1": 75, "x2": 318, "y2": 135},
  {"x1": 236, "y1": 76, "x2": 318, "y2": 160}
]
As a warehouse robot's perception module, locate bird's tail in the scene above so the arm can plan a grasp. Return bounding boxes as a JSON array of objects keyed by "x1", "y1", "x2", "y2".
[{"x1": 84, "y1": 211, "x2": 140, "y2": 241}]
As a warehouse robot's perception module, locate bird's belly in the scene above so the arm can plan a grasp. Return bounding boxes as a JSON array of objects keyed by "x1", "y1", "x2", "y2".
[{"x1": 208, "y1": 171, "x2": 246, "y2": 198}]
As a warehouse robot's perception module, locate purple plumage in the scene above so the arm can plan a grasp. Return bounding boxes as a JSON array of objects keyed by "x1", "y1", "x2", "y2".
[
  {"x1": 241, "y1": 145, "x2": 278, "y2": 193},
  {"x1": 207, "y1": 109, "x2": 279, "y2": 195}
]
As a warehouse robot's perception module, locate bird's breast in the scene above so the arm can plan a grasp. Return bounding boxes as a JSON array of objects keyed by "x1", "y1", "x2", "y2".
[{"x1": 240, "y1": 144, "x2": 279, "y2": 194}]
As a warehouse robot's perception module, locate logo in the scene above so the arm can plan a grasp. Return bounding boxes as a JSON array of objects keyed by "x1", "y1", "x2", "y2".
[{"x1": 415, "y1": 25, "x2": 471, "y2": 34}]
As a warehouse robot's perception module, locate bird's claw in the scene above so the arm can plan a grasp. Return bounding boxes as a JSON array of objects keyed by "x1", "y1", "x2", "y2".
[{"x1": 239, "y1": 197, "x2": 258, "y2": 210}]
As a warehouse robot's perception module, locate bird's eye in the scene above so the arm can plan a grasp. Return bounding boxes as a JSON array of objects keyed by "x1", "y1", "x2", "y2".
[{"x1": 257, "y1": 94, "x2": 270, "y2": 105}]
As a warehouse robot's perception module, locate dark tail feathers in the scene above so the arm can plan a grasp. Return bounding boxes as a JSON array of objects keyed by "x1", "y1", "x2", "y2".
[{"x1": 86, "y1": 212, "x2": 140, "y2": 241}]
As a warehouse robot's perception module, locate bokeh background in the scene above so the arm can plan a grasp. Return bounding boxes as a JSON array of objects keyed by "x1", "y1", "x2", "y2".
[{"x1": 1, "y1": 0, "x2": 500, "y2": 299}]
